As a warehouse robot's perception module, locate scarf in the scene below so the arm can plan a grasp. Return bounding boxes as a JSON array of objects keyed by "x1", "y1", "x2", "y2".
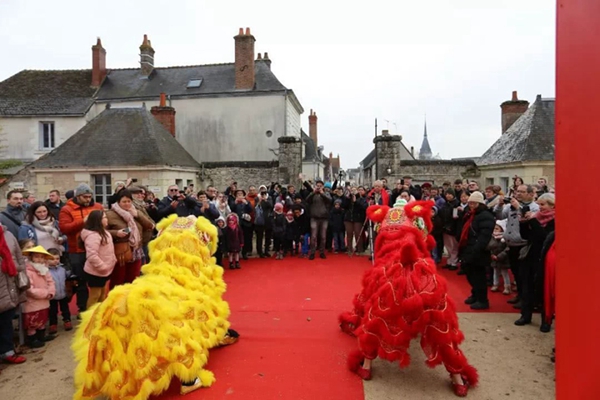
[
  {"x1": 535, "y1": 209, "x2": 555, "y2": 227},
  {"x1": 32, "y1": 216, "x2": 60, "y2": 240},
  {"x1": 30, "y1": 261, "x2": 49, "y2": 276},
  {"x1": 493, "y1": 231, "x2": 504, "y2": 240},
  {"x1": 459, "y1": 210, "x2": 475, "y2": 249},
  {"x1": 0, "y1": 226, "x2": 18, "y2": 277},
  {"x1": 111, "y1": 203, "x2": 143, "y2": 259}
]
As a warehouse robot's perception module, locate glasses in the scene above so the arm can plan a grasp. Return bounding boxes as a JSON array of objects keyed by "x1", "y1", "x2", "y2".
[{"x1": 169, "y1": 189, "x2": 178, "y2": 192}]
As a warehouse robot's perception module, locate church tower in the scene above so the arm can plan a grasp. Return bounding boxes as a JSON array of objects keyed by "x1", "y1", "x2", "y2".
[{"x1": 419, "y1": 118, "x2": 433, "y2": 160}]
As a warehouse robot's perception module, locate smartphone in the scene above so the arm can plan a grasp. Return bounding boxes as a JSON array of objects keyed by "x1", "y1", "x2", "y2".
[
  {"x1": 521, "y1": 205, "x2": 530, "y2": 215},
  {"x1": 123, "y1": 227, "x2": 131, "y2": 234},
  {"x1": 452, "y1": 208, "x2": 459, "y2": 218}
]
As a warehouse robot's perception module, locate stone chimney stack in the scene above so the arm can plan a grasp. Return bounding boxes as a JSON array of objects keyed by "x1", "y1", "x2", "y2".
[
  {"x1": 263, "y1": 52, "x2": 271, "y2": 69},
  {"x1": 139, "y1": 34, "x2": 155, "y2": 77},
  {"x1": 151, "y1": 93, "x2": 176, "y2": 137},
  {"x1": 91, "y1": 38, "x2": 106, "y2": 87},
  {"x1": 234, "y1": 27, "x2": 256, "y2": 90},
  {"x1": 500, "y1": 90, "x2": 529, "y2": 134},
  {"x1": 308, "y1": 109, "x2": 318, "y2": 147}
]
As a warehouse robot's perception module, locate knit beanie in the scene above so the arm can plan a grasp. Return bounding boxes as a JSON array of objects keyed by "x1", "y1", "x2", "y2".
[
  {"x1": 467, "y1": 191, "x2": 485, "y2": 205},
  {"x1": 334, "y1": 199, "x2": 342, "y2": 205},
  {"x1": 74, "y1": 183, "x2": 93, "y2": 197},
  {"x1": 394, "y1": 198, "x2": 407, "y2": 208},
  {"x1": 274, "y1": 203, "x2": 284, "y2": 212}
]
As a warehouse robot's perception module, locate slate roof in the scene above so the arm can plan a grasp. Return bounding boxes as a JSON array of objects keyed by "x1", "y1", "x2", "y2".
[
  {"x1": 96, "y1": 61, "x2": 287, "y2": 100},
  {"x1": 478, "y1": 95, "x2": 555, "y2": 166},
  {"x1": 301, "y1": 130, "x2": 322, "y2": 162},
  {"x1": 0, "y1": 70, "x2": 97, "y2": 116},
  {"x1": 360, "y1": 149, "x2": 376, "y2": 168},
  {"x1": 32, "y1": 107, "x2": 199, "y2": 169}
]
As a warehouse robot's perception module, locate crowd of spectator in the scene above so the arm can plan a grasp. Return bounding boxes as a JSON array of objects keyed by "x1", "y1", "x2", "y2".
[{"x1": 0, "y1": 173, "x2": 556, "y2": 371}]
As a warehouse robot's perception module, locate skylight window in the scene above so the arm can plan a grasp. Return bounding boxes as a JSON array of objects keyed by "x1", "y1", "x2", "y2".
[{"x1": 187, "y1": 79, "x2": 202, "y2": 88}]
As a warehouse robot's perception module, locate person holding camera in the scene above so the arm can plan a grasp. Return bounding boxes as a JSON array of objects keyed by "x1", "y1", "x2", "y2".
[
  {"x1": 494, "y1": 184, "x2": 540, "y2": 314},
  {"x1": 157, "y1": 185, "x2": 184, "y2": 221},
  {"x1": 306, "y1": 180, "x2": 332, "y2": 260},
  {"x1": 106, "y1": 190, "x2": 154, "y2": 288},
  {"x1": 195, "y1": 191, "x2": 220, "y2": 223},
  {"x1": 230, "y1": 189, "x2": 254, "y2": 260},
  {"x1": 254, "y1": 186, "x2": 273, "y2": 258}
]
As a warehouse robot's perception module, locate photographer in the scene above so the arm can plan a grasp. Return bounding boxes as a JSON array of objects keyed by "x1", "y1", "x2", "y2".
[
  {"x1": 495, "y1": 184, "x2": 540, "y2": 311},
  {"x1": 224, "y1": 181, "x2": 238, "y2": 210},
  {"x1": 344, "y1": 186, "x2": 367, "y2": 255},
  {"x1": 254, "y1": 187, "x2": 273, "y2": 257},
  {"x1": 195, "y1": 191, "x2": 220, "y2": 223},
  {"x1": 230, "y1": 189, "x2": 254, "y2": 259},
  {"x1": 108, "y1": 178, "x2": 134, "y2": 209},
  {"x1": 157, "y1": 185, "x2": 185, "y2": 221},
  {"x1": 305, "y1": 180, "x2": 332, "y2": 260}
]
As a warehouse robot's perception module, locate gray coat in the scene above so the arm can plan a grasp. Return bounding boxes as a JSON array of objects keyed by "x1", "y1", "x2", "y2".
[
  {"x1": 494, "y1": 202, "x2": 540, "y2": 247},
  {"x1": 0, "y1": 227, "x2": 28, "y2": 313},
  {"x1": 0, "y1": 205, "x2": 26, "y2": 238},
  {"x1": 306, "y1": 191, "x2": 332, "y2": 219}
]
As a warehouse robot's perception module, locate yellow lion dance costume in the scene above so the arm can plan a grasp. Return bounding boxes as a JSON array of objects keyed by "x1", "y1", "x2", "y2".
[{"x1": 72, "y1": 215, "x2": 238, "y2": 400}]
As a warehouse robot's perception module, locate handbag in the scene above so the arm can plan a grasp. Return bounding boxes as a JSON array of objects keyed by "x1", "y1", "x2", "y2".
[
  {"x1": 16, "y1": 270, "x2": 30, "y2": 290},
  {"x1": 114, "y1": 241, "x2": 133, "y2": 267}
]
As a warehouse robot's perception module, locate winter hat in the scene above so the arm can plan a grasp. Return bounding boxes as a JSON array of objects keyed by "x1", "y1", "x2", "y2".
[
  {"x1": 258, "y1": 185, "x2": 268, "y2": 192},
  {"x1": 75, "y1": 183, "x2": 93, "y2": 197},
  {"x1": 215, "y1": 216, "x2": 226, "y2": 225},
  {"x1": 394, "y1": 198, "x2": 407, "y2": 208},
  {"x1": 445, "y1": 188, "x2": 456, "y2": 198},
  {"x1": 226, "y1": 214, "x2": 238, "y2": 224},
  {"x1": 324, "y1": 182, "x2": 332, "y2": 189},
  {"x1": 334, "y1": 199, "x2": 342, "y2": 205},
  {"x1": 274, "y1": 203, "x2": 284, "y2": 212},
  {"x1": 495, "y1": 219, "x2": 507, "y2": 232},
  {"x1": 294, "y1": 193, "x2": 303, "y2": 200},
  {"x1": 467, "y1": 191, "x2": 485, "y2": 205}
]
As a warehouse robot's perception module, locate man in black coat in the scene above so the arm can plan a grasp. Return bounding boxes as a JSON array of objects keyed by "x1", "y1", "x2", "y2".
[{"x1": 460, "y1": 191, "x2": 495, "y2": 310}]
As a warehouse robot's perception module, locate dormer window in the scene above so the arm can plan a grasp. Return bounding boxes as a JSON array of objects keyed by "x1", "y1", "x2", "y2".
[{"x1": 187, "y1": 79, "x2": 202, "y2": 89}]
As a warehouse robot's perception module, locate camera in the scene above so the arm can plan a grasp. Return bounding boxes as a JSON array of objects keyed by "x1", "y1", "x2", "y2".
[
  {"x1": 521, "y1": 205, "x2": 530, "y2": 215},
  {"x1": 503, "y1": 197, "x2": 511, "y2": 204},
  {"x1": 132, "y1": 178, "x2": 138, "y2": 183}
]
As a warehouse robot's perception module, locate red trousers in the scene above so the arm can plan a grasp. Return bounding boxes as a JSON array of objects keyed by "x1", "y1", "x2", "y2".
[{"x1": 109, "y1": 259, "x2": 142, "y2": 289}]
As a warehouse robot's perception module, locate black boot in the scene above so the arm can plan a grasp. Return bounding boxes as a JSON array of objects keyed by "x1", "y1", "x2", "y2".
[
  {"x1": 27, "y1": 334, "x2": 45, "y2": 348},
  {"x1": 235, "y1": 261, "x2": 241, "y2": 269},
  {"x1": 38, "y1": 329, "x2": 56, "y2": 342}
]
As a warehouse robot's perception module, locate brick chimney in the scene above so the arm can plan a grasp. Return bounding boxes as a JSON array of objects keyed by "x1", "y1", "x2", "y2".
[
  {"x1": 308, "y1": 109, "x2": 318, "y2": 147},
  {"x1": 500, "y1": 90, "x2": 529, "y2": 133},
  {"x1": 139, "y1": 34, "x2": 155, "y2": 77},
  {"x1": 91, "y1": 38, "x2": 106, "y2": 87},
  {"x1": 234, "y1": 27, "x2": 255, "y2": 90},
  {"x1": 151, "y1": 93, "x2": 176, "y2": 137}
]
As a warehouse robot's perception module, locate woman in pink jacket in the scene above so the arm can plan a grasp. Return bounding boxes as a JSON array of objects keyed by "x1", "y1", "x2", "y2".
[
  {"x1": 22, "y1": 246, "x2": 56, "y2": 348},
  {"x1": 80, "y1": 210, "x2": 116, "y2": 309}
]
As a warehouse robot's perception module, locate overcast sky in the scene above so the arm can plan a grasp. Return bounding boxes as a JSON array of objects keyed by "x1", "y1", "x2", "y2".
[{"x1": 0, "y1": 0, "x2": 555, "y2": 168}]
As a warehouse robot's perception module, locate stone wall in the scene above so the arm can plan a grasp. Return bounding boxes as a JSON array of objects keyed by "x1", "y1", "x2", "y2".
[
  {"x1": 395, "y1": 159, "x2": 480, "y2": 185},
  {"x1": 374, "y1": 134, "x2": 402, "y2": 183},
  {"x1": 198, "y1": 161, "x2": 280, "y2": 191},
  {"x1": 277, "y1": 136, "x2": 302, "y2": 185}
]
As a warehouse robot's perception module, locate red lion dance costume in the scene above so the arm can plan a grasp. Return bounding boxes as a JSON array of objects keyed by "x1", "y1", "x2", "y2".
[{"x1": 339, "y1": 200, "x2": 478, "y2": 397}]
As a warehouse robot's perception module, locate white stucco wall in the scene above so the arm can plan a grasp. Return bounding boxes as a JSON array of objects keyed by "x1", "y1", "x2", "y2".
[
  {"x1": 94, "y1": 93, "x2": 298, "y2": 163},
  {"x1": 0, "y1": 116, "x2": 90, "y2": 161},
  {"x1": 302, "y1": 161, "x2": 324, "y2": 181},
  {"x1": 479, "y1": 162, "x2": 555, "y2": 192}
]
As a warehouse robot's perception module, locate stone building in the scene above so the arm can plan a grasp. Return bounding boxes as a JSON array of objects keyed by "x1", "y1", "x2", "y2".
[
  {"x1": 478, "y1": 92, "x2": 555, "y2": 191},
  {"x1": 358, "y1": 130, "x2": 415, "y2": 186},
  {"x1": 0, "y1": 29, "x2": 310, "y2": 171},
  {"x1": 0, "y1": 101, "x2": 303, "y2": 206}
]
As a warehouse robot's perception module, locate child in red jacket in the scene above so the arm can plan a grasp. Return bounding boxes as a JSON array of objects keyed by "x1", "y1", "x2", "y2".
[{"x1": 22, "y1": 246, "x2": 56, "y2": 348}]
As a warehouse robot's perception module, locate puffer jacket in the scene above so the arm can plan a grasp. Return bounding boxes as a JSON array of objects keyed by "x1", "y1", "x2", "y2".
[
  {"x1": 305, "y1": 191, "x2": 332, "y2": 219},
  {"x1": 460, "y1": 206, "x2": 495, "y2": 266},
  {"x1": 24, "y1": 264, "x2": 56, "y2": 313},
  {"x1": 0, "y1": 227, "x2": 27, "y2": 313},
  {"x1": 81, "y1": 229, "x2": 117, "y2": 277},
  {"x1": 59, "y1": 198, "x2": 104, "y2": 253}
]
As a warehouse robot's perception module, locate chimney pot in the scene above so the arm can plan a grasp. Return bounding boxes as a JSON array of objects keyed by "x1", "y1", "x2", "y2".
[
  {"x1": 308, "y1": 109, "x2": 318, "y2": 147},
  {"x1": 264, "y1": 52, "x2": 269, "y2": 59},
  {"x1": 139, "y1": 34, "x2": 155, "y2": 77},
  {"x1": 234, "y1": 27, "x2": 256, "y2": 90},
  {"x1": 329, "y1": 152, "x2": 333, "y2": 159},
  {"x1": 257, "y1": 53, "x2": 262, "y2": 59},
  {"x1": 500, "y1": 90, "x2": 530, "y2": 133},
  {"x1": 91, "y1": 37, "x2": 107, "y2": 87},
  {"x1": 382, "y1": 129, "x2": 389, "y2": 136},
  {"x1": 151, "y1": 94, "x2": 176, "y2": 137},
  {"x1": 238, "y1": 27, "x2": 244, "y2": 35}
]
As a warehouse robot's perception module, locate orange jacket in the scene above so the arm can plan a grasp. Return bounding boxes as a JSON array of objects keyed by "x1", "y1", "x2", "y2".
[{"x1": 59, "y1": 199, "x2": 104, "y2": 253}]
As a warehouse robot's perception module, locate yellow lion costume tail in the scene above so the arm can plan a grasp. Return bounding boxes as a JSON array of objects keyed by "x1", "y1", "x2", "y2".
[{"x1": 72, "y1": 215, "x2": 231, "y2": 400}]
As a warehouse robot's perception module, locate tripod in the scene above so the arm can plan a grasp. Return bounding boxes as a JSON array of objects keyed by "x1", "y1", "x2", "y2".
[{"x1": 357, "y1": 217, "x2": 376, "y2": 265}]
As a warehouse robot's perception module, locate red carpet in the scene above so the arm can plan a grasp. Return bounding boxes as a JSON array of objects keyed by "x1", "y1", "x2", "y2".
[
  {"x1": 153, "y1": 254, "x2": 368, "y2": 400},
  {"x1": 66, "y1": 252, "x2": 515, "y2": 399}
]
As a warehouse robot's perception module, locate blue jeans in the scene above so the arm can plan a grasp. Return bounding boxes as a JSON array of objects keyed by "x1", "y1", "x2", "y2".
[
  {"x1": 333, "y1": 231, "x2": 346, "y2": 251},
  {"x1": 301, "y1": 234, "x2": 310, "y2": 255}
]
